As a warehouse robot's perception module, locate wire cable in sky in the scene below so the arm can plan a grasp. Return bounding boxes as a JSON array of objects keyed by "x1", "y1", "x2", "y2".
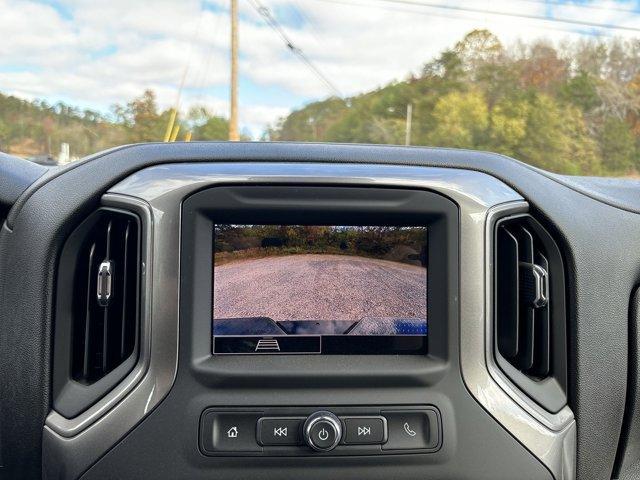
[
  {"x1": 316, "y1": 0, "x2": 640, "y2": 34},
  {"x1": 512, "y1": 0, "x2": 640, "y2": 16},
  {"x1": 365, "y1": 0, "x2": 640, "y2": 33},
  {"x1": 247, "y1": 0, "x2": 342, "y2": 97},
  {"x1": 290, "y1": 0, "x2": 324, "y2": 40},
  {"x1": 315, "y1": 0, "x2": 624, "y2": 38}
]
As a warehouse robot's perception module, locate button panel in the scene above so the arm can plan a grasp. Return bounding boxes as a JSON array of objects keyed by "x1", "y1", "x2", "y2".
[{"x1": 199, "y1": 406, "x2": 441, "y2": 456}]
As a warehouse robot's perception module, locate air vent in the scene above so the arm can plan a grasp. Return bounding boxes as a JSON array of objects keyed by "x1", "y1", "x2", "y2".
[
  {"x1": 494, "y1": 214, "x2": 567, "y2": 413},
  {"x1": 53, "y1": 207, "x2": 142, "y2": 418},
  {"x1": 71, "y1": 210, "x2": 140, "y2": 384}
]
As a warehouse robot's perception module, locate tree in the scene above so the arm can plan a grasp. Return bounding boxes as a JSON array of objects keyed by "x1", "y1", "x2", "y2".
[
  {"x1": 427, "y1": 90, "x2": 489, "y2": 149},
  {"x1": 489, "y1": 96, "x2": 530, "y2": 157},
  {"x1": 572, "y1": 38, "x2": 608, "y2": 77},
  {"x1": 422, "y1": 50, "x2": 464, "y2": 81},
  {"x1": 112, "y1": 90, "x2": 168, "y2": 143},
  {"x1": 599, "y1": 117, "x2": 636, "y2": 174},
  {"x1": 268, "y1": 97, "x2": 348, "y2": 141},
  {"x1": 560, "y1": 71, "x2": 600, "y2": 112},
  {"x1": 516, "y1": 94, "x2": 600, "y2": 174},
  {"x1": 519, "y1": 42, "x2": 568, "y2": 92},
  {"x1": 367, "y1": 117, "x2": 405, "y2": 144},
  {"x1": 188, "y1": 106, "x2": 229, "y2": 140},
  {"x1": 454, "y1": 29, "x2": 503, "y2": 78}
]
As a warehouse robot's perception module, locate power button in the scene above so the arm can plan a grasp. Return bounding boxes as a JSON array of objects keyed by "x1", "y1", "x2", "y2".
[{"x1": 303, "y1": 411, "x2": 342, "y2": 451}]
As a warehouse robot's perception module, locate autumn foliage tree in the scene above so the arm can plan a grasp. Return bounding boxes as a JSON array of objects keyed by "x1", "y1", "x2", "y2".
[{"x1": 271, "y1": 29, "x2": 640, "y2": 176}]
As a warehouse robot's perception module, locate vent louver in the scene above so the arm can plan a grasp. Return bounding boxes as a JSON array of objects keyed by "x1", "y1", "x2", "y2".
[
  {"x1": 54, "y1": 207, "x2": 142, "y2": 418},
  {"x1": 494, "y1": 214, "x2": 567, "y2": 412},
  {"x1": 71, "y1": 210, "x2": 140, "y2": 384}
]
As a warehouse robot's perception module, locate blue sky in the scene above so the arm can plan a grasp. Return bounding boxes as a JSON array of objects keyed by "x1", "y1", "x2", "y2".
[{"x1": 1, "y1": 0, "x2": 640, "y2": 138}]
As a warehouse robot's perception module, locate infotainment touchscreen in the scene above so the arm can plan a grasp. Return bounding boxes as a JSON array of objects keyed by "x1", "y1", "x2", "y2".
[{"x1": 212, "y1": 225, "x2": 427, "y2": 355}]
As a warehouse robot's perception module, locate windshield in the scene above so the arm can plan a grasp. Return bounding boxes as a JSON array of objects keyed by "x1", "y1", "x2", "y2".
[{"x1": 1, "y1": 1, "x2": 639, "y2": 176}]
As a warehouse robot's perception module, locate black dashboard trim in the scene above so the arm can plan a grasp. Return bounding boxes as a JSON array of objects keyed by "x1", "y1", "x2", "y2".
[
  {"x1": 6, "y1": 142, "x2": 640, "y2": 232},
  {"x1": 0, "y1": 151, "x2": 47, "y2": 224},
  {"x1": 182, "y1": 185, "x2": 455, "y2": 378}
]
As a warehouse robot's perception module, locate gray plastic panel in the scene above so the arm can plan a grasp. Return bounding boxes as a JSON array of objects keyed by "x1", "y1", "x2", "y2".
[{"x1": 45, "y1": 163, "x2": 566, "y2": 480}]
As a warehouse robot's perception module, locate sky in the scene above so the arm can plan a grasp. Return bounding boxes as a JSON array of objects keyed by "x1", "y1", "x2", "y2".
[{"x1": 1, "y1": 0, "x2": 640, "y2": 138}]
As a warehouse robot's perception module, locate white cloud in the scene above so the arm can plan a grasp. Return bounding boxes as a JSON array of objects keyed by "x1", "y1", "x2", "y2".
[{"x1": 1, "y1": 0, "x2": 640, "y2": 139}]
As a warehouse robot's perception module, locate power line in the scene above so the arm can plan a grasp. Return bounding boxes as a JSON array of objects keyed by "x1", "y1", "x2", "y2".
[
  {"x1": 289, "y1": 0, "x2": 323, "y2": 41},
  {"x1": 246, "y1": 0, "x2": 342, "y2": 97},
  {"x1": 193, "y1": 11, "x2": 224, "y2": 96},
  {"x1": 369, "y1": 0, "x2": 640, "y2": 33},
  {"x1": 317, "y1": 0, "x2": 504, "y2": 25},
  {"x1": 315, "y1": 0, "x2": 620, "y2": 38},
  {"x1": 512, "y1": 0, "x2": 640, "y2": 16},
  {"x1": 164, "y1": 3, "x2": 207, "y2": 142},
  {"x1": 319, "y1": 0, "x2": 640, "y2": 34}
]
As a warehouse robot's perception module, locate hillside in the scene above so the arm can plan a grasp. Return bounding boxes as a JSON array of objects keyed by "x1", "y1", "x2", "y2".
[
  {"x1": 269, "y1": 30, "x2": 640, "y2": 176},
  {"x1": 2, "y1": 29, "x2": 640, "y2": 176},
  {"x1": 0, "y1": 90, "x2": 231, "y2": 160}
]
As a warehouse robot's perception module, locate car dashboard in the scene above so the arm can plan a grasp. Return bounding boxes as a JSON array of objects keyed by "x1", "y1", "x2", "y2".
[{"x1": 1, "y1": 142, "x2": 640, "y2": 480}]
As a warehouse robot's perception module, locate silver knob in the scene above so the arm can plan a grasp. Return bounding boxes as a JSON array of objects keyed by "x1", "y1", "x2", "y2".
[{"x1": 303, "y1": 411, "x2": 342, "y2": 451}]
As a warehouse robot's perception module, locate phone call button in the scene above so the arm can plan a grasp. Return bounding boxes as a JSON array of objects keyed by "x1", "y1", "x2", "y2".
[{"x1": 381, "y1": 410, "x2": 438, "y2": 451}]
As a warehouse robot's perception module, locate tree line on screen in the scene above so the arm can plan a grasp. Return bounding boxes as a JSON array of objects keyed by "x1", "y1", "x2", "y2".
[
  {"x1": 2, "y1": 29, "x2": 640, "y2": 175},
  {"x1": 214, "y1": 225, "x2": 427, "y2": 265}
]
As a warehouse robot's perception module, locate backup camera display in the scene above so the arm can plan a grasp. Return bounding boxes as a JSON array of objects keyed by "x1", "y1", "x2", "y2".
[{"x1": 212, "y1": 224, "x2": 427, "y2": 355}]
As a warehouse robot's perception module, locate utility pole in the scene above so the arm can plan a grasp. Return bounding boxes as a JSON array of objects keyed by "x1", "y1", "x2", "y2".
[
  {"x1": 405, "y1": 103, "x2": 413, "y2": 146},
  {"x1": 229, "y1": 0, "x2": 240, "y2": 141}
]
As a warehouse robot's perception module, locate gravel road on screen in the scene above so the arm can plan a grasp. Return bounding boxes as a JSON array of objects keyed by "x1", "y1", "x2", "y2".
[{"x1": 213, "y1": 254, "x2": 426, "y2": 321}]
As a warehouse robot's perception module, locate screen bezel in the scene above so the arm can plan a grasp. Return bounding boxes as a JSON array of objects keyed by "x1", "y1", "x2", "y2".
[
  {"x1": 181, "y1": 185, "x2": 458, "y2": 388},
  {"x1": 212, "y1": 223, "x2": 429, "y2": 355}
]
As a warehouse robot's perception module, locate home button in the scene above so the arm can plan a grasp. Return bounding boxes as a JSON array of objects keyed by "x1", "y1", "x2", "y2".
[{"x1": 201, "y1": 411, "x2": 262, "y2": 453}]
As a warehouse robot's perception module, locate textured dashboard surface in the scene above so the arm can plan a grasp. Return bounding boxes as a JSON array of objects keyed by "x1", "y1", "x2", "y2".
[
  {"x1": 1, "y1": 142, "x2": 639, "y2": 479},
  {"x1": 0, "y1": 152, "x2": 46, "y2": 219},
  {"x1": 551, "y1": 174, "x2": 640, "y2": 213}
]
